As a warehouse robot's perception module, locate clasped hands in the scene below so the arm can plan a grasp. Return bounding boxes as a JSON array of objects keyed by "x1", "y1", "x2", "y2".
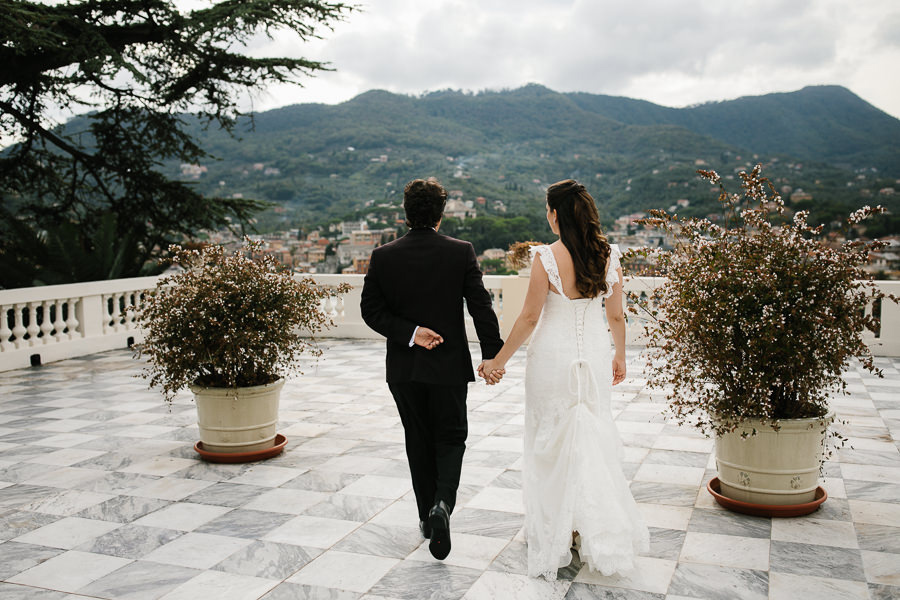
[{"x1": 414, "y1": 327, "x2": 505, "y2": 385}]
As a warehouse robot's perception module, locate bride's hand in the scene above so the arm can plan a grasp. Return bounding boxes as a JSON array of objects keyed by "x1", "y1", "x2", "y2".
[
  {"x1": 477, "y1": 359, "x2": 505, "y2": 385},
  {"x1": 612, "y1": 355, "x2": 626, "y2": 385}
]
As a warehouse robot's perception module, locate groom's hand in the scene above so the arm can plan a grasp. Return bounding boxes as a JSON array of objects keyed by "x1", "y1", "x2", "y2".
[
  {"x1": 477, "y1": 361, "x2": 505, "y2": 385},
  {"x1": 414, "y1": 327, "x2": 443, "y2": 350}
]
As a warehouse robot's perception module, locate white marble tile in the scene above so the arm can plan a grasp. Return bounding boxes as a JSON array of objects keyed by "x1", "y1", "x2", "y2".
[
  {"x1": 13, "y1": 516, "x2": 121, "y2": 549},
  {"x1": 471, "y1": 436, "x2": 523, "y2": 453},
  {"x1": 768, "y1": 572, "x2": 869, "y2": 600},
  {"x1": 25, "y1": 448, "x2": 107, "y2": 466},
  {"x1": 120, "y1": 456, "x2": 197, "y2": 477},
  {"x1": 263, "y1": 515, "x2": 361, "y2": 548},
  {"x1": 465, "y1": 487, "x2": 524, "y2": 514},
  {"x1": 633, "y1": 463, "x2": 705, "y2": 486},
  {"x1": 771, "y1": 517, "x2": 859, "y2": 549},
  {"x1": 8, "y1": 550, "x2": 131, "y2": 593},
  {"x1": 636, "y1": 503, "x2": 693, "y2": 530},
  {"x1": 134, "y1": 502, "x2": 233, "y2": 530},
  {"x1": 616, "y1": 420, "x2": 667, "y2": 435},
  {"x1": 22, "y1": 466, "x2": 107, "y2": 488},
  {"x1": 459, "y1": 466, "x2": 505, "y2": 486},
  {"x1": 294, "y1": 437, "x2": 360, "y2": 454},
  {"x1": 840, "y1": 463, "x2": 900, "y2": 484},
  {"x1": 574, "y1": 555, "x2": 676, "y2": 595},
  {"x1": 279, "y1": 421, "x2": 338, "y2": 438},
  {"x1": 318, "y1": 455, "x2": 395, "y2": 475},
  {"x1": 368, "y1": 500, "x2": 420, "y2": 528},
  {"x1": 228, "y1": 465, "x2": 302, "y2": 487},
  {"x1": 337, "y1": 475, "x2": 412, "y2": 499},
  {"x1": 821, "y1": 476, "x2": 847, "y2": 499},
  {"x1": 407, "y1": 532, "x2": 508, "y2": 570},
  {"x1": 463, "y1": 570, "x2": 569, "y2": 600},
  {"x1": 849, "y1": 499, "x2": 900, "y2": 527},
  {"x1": 127, "y1": 476, "x2": 215, "y2": 500},
  {"x1": 622, "y1": 446, "x2": 650, "y2": 463},
  {"x1": 143, "y1": 532, "x2": 253, "y2": 569},
  {"x1": 679, "y1": 531, "x2": 770, "y2": 571},
  {"x1": 243, "y1": 488, "x2": 331, "y2": 514},
  {"x1": 652, "y1": 435, "x2": 714, "y2": 453},
  {"x1": 287, "y1": 550, "x2": 399, "y2": 592},
  {"x1": 861, "y1": 550, "x2": 900, "y2": 586},
  {"x1": 159, "y1": 570, "x2": 278, "y2": 600},
  {"x1": 36, "y1": 433, "x2": 99, "y2": 448}
]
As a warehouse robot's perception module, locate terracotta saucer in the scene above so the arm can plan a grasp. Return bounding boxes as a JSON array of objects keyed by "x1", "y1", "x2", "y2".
[
  {"x1": 194, "y1": 434, "x2": 288, "y2": 464},
  {"x1": 707, "y1": 476, "x2": 827, "y2": 518}
]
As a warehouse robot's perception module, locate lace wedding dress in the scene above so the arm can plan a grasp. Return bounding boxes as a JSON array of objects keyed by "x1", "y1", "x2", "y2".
[{"x1": 523, "y1": 245, "x2": 649, "y2": 580}]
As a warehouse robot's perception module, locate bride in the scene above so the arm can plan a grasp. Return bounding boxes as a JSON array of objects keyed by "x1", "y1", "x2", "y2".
[{"x1": 479, "y1": 179, "x2": 649, "y2": 579}]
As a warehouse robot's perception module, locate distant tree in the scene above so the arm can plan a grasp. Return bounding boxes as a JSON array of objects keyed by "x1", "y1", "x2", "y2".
[{"x1": 0, "y1": 0, "x2": 351, "y2": 287}]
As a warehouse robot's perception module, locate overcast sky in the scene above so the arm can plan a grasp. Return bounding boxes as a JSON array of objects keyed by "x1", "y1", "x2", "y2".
[{"x1": 235, "y1": 0, "x2": 900, "y2": 119}]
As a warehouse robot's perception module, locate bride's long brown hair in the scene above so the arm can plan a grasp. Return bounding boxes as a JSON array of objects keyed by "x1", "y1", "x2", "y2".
[{"x1": 546, "y1": 179, "x2": 611, "y2": 298}]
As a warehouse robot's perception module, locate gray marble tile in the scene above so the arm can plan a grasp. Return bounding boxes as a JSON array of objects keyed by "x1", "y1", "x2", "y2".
[
  {"x1": 0, "y1": 485, "x2": 61, "y2": 509},
  {"x1": 0, "y1": 509, "x2": 61, "y2": 541},
  {"x1": 0, "y1": 541, "x2": 65, "y2": 579},
  {"x1": 0, "y1": 463, "x2": 61, "y2": 483},
  {"x1": 343, "y1": 441, "x2": 406, "y2": 459},
  {"x1": 488, "y1": 540, "x2": 527, "y2": 575},
  {"x1": 629, "y1": 481, "x2": 699, "y2": 507},
  {"x1": 844, "y1": 480, "x2": 900, "y2": 504},
  {"x1": 282, "y1": 470, "x2": 361, "y2": 492},
  {"x1": 644, "y1": 527, "x2": 685, "y2": 561},
  {"x1": 643, "y1": 449, "x2": 709, "y2": 468},
  {"x1": 76, "y1": 559, "x2": 201, "y2": 599},
  {"x1": 668, "y1": 562, "x2": 768, "y2": 600},
  {"x1": 812, "y1": 496, "x2": 853, "y2": 522},
  {"x1": 564, "y1": 583, "x2": 664, "y2": 599},
  {"x1": 194, "y1": 509, "x2": 295, "y2": 539},
  {"x1": 213, "y1": 540, "x2": 322, "y2": 579},
  {"x1": 77, "y1": 523, "x2": 183, "y2": 559},
  {"x1": 462, "y1": 450, "x2": 521, "y2": 469},
  {"x1": 369, "y1": 560, "x2": 481, "y2": 600},
  {"x1": 73, "y1": 471, "x2": 159, "y2": 494},
  {"x1": 558, "y1": 548, "x2": 583, "y2": 580},
  {"x1": 837, "y1": 448, "x2": 900, "y2": 467},
  {"x1": 260, "y1": 582, "x2": 360, "y2": 600},
  {"x1": 769, "y1": 541, "x2": 866, "y2": 581},
  {"x1": 181, "y1": 482, "x2": 267, "y2": 507},
  {"x1": 302, "y1": 494, "x2": 393, "y2": 522},
  {"x1": 74, "y1": 495, "x2": 171, "y2": 523},
  {"x1": 333, "y1": 522, "x2": 423, "y2": 558},
  {"x1": 869, "y1": 583, "x2": 900, "y2": 600},
  {"x1": 0, "y1": 582, "x2": 70, "y2": 599},
  {"x1": 451, "y1": 507, "x2": 524, "y2": 539},
  {"x1": 687, "y1": 508, "x2": 772, "y2": 539},
  {"x1": 855, "y1": 523, "x2": 900, "y2": 554}
]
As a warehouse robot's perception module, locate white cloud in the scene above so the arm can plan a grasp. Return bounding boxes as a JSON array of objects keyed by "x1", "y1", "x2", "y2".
[{"x1": 238, "y1": 0, "x2": 900, "y2": 118}]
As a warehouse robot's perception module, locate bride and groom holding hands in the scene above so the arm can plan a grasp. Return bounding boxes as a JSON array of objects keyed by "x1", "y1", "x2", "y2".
[{"x1": 360, "y1": 177, "x2": 648, "y2": 580}]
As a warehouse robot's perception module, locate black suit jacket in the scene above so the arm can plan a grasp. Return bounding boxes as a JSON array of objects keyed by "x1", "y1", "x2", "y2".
[{"x1": 360, "y1": 228, "x2": 503, "y2": 384}]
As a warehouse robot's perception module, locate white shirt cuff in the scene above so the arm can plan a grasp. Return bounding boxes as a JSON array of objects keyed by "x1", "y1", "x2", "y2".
[{"x1": 409, "y1": 326, "x2": 419, "y2": 347}]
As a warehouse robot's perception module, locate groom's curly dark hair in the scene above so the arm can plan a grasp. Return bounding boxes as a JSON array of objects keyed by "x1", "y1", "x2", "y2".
[{"x1": 403, "y1": 178, "x2": 447, "y2": 229}]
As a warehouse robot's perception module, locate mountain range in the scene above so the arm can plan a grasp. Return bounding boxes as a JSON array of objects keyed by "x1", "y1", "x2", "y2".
[{"x1": 180, "y1": 84, "x2": 899, "y2": 232}]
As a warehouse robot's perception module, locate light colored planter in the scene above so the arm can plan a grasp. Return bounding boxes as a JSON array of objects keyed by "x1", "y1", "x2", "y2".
[
  {"x1": 190, "y1": 378, "x2": 284, "y2": 453},
  {"x1": 715, "y1": 410, "x2": 834, "y2": 505}
]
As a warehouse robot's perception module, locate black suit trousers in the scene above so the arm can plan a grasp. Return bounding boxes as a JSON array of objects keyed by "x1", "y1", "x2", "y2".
[{"x1": 388, "y1": 381, "x2": 468, "y2": 521}]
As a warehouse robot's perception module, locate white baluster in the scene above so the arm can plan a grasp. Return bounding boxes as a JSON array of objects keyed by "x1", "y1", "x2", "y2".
[
  {"x1": 53, "y1": 300, "x2": 66, "y2": 341},
  {"x1": 334, "y1": 295, "x2": 345, "y2": 320},
  {"x1": 25, "y1": 302, "x2": 40, "y2": 346},
  {"x1": 123, "y1": 292, "x2": 136, "y2": 329},
  {"x1": 0, "y1": 306, "x2": 12, "y2": 351},
  {"x1": 39, "y1": 300, "x2": 54, "y2": 343},
  {"x1": 66, "y1": 298, "x2": 80, "y2": 339}
]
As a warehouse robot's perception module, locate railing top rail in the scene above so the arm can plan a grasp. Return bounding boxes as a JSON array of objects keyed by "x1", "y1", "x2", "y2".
[{"x1": 0, "y1": 276, "x2": 162, "y2": 304}]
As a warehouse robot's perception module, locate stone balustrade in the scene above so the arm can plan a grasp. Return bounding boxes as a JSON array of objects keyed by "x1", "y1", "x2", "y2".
[{"x1": 2, "y1": 275, "x2": 898, "y2": 372}]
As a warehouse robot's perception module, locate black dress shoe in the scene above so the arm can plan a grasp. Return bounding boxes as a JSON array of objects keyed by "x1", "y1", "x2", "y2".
[
  {"x1": 427, "y1": 500, "x2": 451, "y2": 560},
  {"x1": 419, "y1": 519, "x2": 432, "y2": 539}
]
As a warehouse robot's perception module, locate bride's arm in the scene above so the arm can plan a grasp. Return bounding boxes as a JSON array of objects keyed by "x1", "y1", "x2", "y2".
[
  {"x1": 478, "y1": 254, "x2": 549, "y2": 380},
  {"x1": 605, "y1": 266, "x2": 627, "y2": 385}
]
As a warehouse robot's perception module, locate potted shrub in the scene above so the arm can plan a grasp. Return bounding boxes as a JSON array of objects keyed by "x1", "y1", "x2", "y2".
[
  {"x1": 627, "y1": 165, "x2": 897, "y2": 514},
  {"x1": 135, "y1": 239, "x2": 349, "y2": 458}
]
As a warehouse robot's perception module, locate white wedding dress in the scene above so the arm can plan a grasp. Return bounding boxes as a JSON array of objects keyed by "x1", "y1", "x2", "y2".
[{"x1": 523, "y1": 245, "x2": 649, "y2": 580}]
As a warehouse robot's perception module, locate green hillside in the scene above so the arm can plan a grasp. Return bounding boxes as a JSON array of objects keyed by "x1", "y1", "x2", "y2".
[{"x1": 172, "y1": 84, "x2": 899, "y2": 238}]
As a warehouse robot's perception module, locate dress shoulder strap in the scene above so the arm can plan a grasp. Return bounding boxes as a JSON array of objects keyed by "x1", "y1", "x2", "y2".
[{"x1": 531, "y1": 245, "x2": 565, "y2": 297}]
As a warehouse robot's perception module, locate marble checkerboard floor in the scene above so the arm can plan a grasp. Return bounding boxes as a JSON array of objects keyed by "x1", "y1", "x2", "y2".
[{"x1": 0, "y1": 340, "x2": 898, "y2": 600}]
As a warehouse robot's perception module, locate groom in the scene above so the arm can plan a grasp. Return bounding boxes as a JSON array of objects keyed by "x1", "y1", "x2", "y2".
[{"x1": 360, "y1": 178, "x2": 504, "y2": 560}]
